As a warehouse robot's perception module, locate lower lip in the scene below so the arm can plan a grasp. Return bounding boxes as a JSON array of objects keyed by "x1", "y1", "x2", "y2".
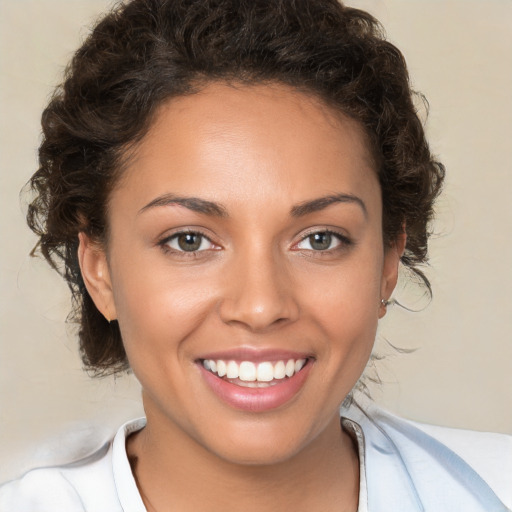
[{"x1": 199, "y1": 362, "x2": 312, "y2": 412}]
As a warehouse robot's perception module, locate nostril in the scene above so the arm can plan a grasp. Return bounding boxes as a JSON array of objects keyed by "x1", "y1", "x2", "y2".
[{"x1": 218, "y1": 295, "x2": 299, "y2": 331}]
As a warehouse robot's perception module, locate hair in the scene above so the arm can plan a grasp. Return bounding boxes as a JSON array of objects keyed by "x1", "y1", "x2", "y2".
[{"x1": 26, "y1": 0, "x2": 444, "y2": 375}]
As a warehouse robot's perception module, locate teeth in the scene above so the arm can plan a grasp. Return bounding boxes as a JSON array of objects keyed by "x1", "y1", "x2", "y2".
[
  {"x1": 217, "y1": 360, "x2": 227, "y2": 377},
  {"x1": 274, "y1": 361, "x2": 286, "y2": 379},
  {"x1": 256, "y1": 362, "x2": 274, "y2": 382},
  {"x1": 239, "y1": 361, "x2": 256, "y2": 382},
  {"x1": 202, "y1": 357, "x2": 308, "y2": 382},
  {"x1": 236, "y1": 380, "x2": 279, "y2": 388},
  {"x1": 285, "y1": 359, "x2": 295, "y2": 377},
  {"x1": 295, "y1": 359, "x2": 306, "y2": 372},
  {"x1": 226, "y1": 361, "x2": 239, "y2": 379}
]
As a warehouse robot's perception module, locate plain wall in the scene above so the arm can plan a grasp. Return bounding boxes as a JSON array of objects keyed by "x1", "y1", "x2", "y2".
[{"x1": 1, "y1": 0, "x2": 511, "y2": 482}]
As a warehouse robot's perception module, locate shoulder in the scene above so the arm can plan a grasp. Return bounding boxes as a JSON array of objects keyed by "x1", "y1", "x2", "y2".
[
  {"x1": 401, "y1": 413, "x2": 512, "y2": 498},
  {"x1": 0, "y1": 418, "x2": 146, "y2": 512},
  {"x1": 0, "y1": 442, "x2": 118, "y2": 512},
  {"x1": 0, "y1": 467, "x2": 86, "y2": 512},
  {"x1": 343, "y1": 400, "x2": 512, "y2": 511}
]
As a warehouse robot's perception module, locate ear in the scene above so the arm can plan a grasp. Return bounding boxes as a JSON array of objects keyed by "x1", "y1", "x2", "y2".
[
  {"x1": 379, "y1": 231, "x2": 407, "y2": 319},
  {"x1": 78, "y1": 232, "x2": 117, "y2": 322}
]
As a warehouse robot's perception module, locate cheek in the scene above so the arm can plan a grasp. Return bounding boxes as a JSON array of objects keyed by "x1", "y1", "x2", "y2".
[
  {"x1": 110, "y1": 260, "x2": 219, "y2": 363},
  {"x1": 298, "y1": 249, "x2": 383, "y2": 361},
  {"x1": 302, "y1": 252, "x2": 382, "y2": 321}
]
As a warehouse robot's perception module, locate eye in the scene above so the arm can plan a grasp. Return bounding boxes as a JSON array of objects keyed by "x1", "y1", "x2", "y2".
[
  {"x1": 162, "y1": 232, "x2": 216, "y2": 253},
  {"x1": 295, "y1": 231, "x2": 349, "y2": 251}
]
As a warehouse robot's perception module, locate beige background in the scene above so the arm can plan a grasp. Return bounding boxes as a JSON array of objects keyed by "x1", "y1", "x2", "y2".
[{"x1": 1, "y1": 0, "x2": 511, "y2": 482}]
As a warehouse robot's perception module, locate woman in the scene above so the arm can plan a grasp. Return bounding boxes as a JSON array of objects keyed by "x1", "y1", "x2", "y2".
[{"x1": 1, "y1": 0, "x2": 510, "y2": 510}]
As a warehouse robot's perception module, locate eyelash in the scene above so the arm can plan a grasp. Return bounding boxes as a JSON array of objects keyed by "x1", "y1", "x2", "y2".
[
  {"x1": 293, "y1": 229, "x2": 353, "y2": 254},
  {"x1": 158, "y1": 228, "x2": 353, "y2": 258},
  {"x1": 158, "y1": 230, "x2": 218, "y2": 257}
]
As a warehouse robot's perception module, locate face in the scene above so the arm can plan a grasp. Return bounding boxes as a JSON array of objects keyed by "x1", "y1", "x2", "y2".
[{"x1": 80, "y1": 83, "x2": 402, "y2": 465}]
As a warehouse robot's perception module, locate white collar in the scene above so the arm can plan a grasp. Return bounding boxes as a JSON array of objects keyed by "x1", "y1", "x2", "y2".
[{"x1": 110, "y1": 404, "x2": 510, "y2": 512}]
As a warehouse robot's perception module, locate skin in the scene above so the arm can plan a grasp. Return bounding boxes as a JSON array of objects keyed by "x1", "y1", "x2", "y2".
[{"x1": 79, "y1": 83, "x2": 405, "y2": 512}]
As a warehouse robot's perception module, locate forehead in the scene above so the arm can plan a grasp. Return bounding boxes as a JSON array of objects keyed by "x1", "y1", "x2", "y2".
[{"x1": 114, "y1": 82, "x2": 380, "y2": 216}]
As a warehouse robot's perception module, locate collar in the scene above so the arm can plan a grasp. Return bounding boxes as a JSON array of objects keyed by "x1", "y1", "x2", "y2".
[
  {"x1": 112, "y1": 417, "x2": 147, "y2": 512},
  {"x1": 342, "y1": 399, "x2": 510, "y2": 512},
  {"x1": 111, "y1": 406, "x2": 510, "y2": 512}
]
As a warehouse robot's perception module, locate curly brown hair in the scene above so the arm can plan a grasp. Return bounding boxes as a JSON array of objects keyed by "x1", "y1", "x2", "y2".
[{"x1": 27, "y1": 0, "x2": 444, "y2": 375}]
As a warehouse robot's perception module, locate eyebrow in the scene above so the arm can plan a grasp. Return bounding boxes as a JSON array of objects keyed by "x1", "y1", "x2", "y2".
[
  {"x1": 290, "y1": 194, "x2": 367, "y2": 218},
  {"x1": 138, "y1": 194, "x2": 228, "y2": 217},
  {"x1": 138, "y1": 192, "x2": 366, "y2": 219}
]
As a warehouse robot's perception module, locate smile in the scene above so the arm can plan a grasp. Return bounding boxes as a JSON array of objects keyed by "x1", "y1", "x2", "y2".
[
  {"x1": 198, "y1": 354, "x2": 313, "y2": 412},
  {"x1": 202, "y1": 358, "x2": 307, "y2": 387}
]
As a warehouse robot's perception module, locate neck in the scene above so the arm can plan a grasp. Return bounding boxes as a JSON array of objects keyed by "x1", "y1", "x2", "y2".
[{"x1": 127, "y1": 401, "x2": 359, "y2": 512}]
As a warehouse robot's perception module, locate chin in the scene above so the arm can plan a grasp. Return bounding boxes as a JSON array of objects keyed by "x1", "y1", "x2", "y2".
[
  {"x1": 192, "y1": 406, "x2": 340, "y2": 468},
  {"x1": 206, "y1": 435, "x2": 308, "y2": 467}
]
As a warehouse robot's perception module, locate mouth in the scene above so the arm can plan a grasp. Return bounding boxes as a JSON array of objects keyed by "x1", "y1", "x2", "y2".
[
  {"x1": 197, "y1": 354, "x2": 313, "y2": 412},
  {"x1": 201, "y1": 358, "x2": 308, "y2": 387}
]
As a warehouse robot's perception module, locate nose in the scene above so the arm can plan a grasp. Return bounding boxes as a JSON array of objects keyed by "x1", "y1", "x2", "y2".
[{"x1": 218, "y1": 247, "x2": 300, "y2": 332}]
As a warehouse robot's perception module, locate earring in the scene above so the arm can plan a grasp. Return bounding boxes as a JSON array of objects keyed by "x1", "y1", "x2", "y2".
[{"x1": 381, "y1": 298, "x2": 389, "y2": 307}]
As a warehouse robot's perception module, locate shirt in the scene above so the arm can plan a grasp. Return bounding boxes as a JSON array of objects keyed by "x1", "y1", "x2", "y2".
[{"x1": 1, "y1": 402, "x2": 511, "y2": 511}]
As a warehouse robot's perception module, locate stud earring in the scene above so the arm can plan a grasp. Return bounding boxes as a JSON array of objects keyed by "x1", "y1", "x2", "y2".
[{"x1": 381, "y1": 298, "x2": 389, "y2": 307}]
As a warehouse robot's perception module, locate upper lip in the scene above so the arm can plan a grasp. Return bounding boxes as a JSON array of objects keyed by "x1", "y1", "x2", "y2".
[{"x1": 197, "y1": 346, "x2": 313, "y2": 364}]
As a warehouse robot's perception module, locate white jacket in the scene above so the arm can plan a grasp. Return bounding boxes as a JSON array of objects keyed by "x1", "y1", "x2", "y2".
[{"x1": 1, "y1": 403, "x2": 511, "y2": 511}]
